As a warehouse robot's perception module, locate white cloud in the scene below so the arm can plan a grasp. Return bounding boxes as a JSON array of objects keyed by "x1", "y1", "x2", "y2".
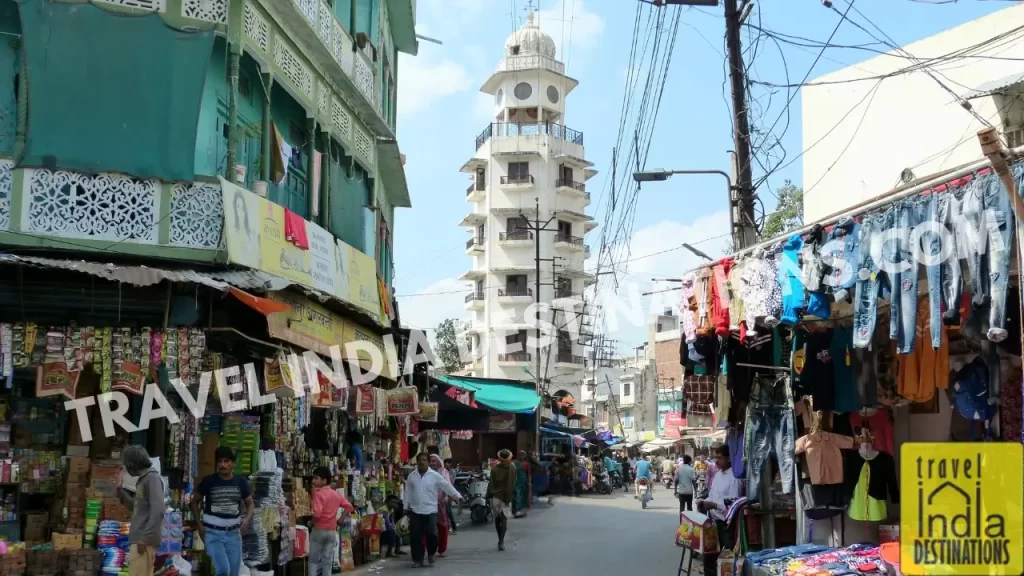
[
  {"x1": 538, "y1": 0, "x2": 605, "y2": 61},
  {"x1": 399, "y1": 277, "x2": 468, "y2": 339},
  {"x1": 397, "y1": 53, "x2": 473, "y2": 115},
  {"x1": 590, "y1": 210, "x2": 732, "y2": 342}
]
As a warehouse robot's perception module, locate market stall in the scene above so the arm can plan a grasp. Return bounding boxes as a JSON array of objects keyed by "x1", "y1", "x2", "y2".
[{"x1": 671, "y1": 156, "x2": 1024, "y2": 576}]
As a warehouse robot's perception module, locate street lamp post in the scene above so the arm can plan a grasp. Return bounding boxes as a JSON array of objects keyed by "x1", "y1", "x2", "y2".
[{"x1": 632, "y1": 168, "x2": 749, "y2": 249}]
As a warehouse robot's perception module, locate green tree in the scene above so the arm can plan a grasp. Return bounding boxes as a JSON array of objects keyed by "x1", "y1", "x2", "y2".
[
  {"x1": 760, "y1": 181, "x2": 804, "y2": 240},
  {"x1": 434, "y1": 318, "x2": 466, "y2": 374}
]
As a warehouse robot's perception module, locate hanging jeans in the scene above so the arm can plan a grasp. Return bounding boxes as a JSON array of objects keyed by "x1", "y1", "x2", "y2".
[
  {"x1": 853, "y1": 211, "x2": 892, "y2": 348},
  {"x1": 920, "y1": 192, "x2": 965, "y2": 339},
  {"x1": 820, "y1": 216, "x2": 861, "y2": 301},
  {"x1": 887, "y1": 200, "x2": 922, "y2": 354},
  {"x1": 745, "y1": 375, "x2": 795, "y2": 502},
  {"x1": 958, "y1": 169, "x2": 1016, "y2": 342}
]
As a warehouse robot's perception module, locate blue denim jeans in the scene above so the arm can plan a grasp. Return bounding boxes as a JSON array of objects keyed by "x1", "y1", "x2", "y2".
[
  {"x1": 958, "y1": 169, "x2": 1016, "y2": 341},
  {"x1": 744, "y1": 375, "x2": 794, "y2": 503},
  {"x1": 888, "y1": 200, "x2": 922, "y2": 354},
  {"x1": 205, "y1": 528, "x2": 242, "y2": 576},
  {"x1": 853, "y1": 211, "x2": 892, "y2": 348},
  {"x1": 929, "y1": 191, "x2": 966, "y2": 330},
  {"x1": 820, "y1": 216, "x2": 861, "y2": 300}
]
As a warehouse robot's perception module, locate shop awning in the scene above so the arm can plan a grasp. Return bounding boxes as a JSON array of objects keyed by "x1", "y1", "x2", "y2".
[
  {"x1": 377, "y1": 139, "x2": 411, "y2": 208},
  {"x1": 417, "y1": 380, "x2": 491, "y2": 431},
  {"x1": 434, "y1": 375, "x2": 541, "y2": 413},
  {"x1": 640, "y1": 437, "x2": 682, "y2": 452}
]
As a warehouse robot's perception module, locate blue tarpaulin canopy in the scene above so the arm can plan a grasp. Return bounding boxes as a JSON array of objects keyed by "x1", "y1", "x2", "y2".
[{"x1": 433, "y1": 375, "x2": 541, "y2": 414}]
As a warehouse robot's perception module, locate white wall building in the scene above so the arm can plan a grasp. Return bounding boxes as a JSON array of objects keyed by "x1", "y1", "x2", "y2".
[
  {"x1": 460, "y1": 12, "x2": 596, "y2": 389},
  {"x1": 801, "y1": 3, "x2": 1024, "y2": 221}
]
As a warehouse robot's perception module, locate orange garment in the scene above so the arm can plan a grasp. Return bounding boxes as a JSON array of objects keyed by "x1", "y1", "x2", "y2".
[
  {"x1": 896, "y1": 300, "x2": 949, "y2": 403},
  {"x1": 794, "y1": 431, "x2": 854, "y2": 485}
]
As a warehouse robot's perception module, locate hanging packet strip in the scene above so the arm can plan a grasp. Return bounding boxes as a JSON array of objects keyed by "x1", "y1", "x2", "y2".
[{"x1": 35, "y1": 360, "x2": 80, "y2": 399}]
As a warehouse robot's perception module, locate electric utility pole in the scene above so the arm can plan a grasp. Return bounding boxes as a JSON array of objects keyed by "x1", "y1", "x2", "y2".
[
  {"x1": 654, "y1": 0, "x2": 756, "y2": 248},
  {"x1": 517, "y1": 199, "x2": 560, "y2": 451}
]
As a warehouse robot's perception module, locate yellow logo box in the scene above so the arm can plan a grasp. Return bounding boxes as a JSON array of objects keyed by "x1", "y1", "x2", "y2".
[{"x1": 900, "y1": 443, "x2": 1023, "y2": 576}]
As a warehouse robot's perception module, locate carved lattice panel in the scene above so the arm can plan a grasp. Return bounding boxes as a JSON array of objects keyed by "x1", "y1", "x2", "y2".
[
  {"x1": 317, "y1": 1, "x2": 332, "y2": 45},
  {"x1": 354, "y1": 127, "x2": 373, "y2": 165},
  {"x1": 26, "y1": 170, "x2": 158, "y2": 243},
  {"x1": 182, "y1": 0, "x2": 227, "y2": 23},
  {"x1": 332, "y1": 98, "x2": 351, "y2": 141},
  {"x1": 93, "y1": 0, "x2": 166, "y2": 12},
  {"x1": 169, "y1": 182, "x2": 224, "y2": 249},
  {"x1": 293, "y1": 0, "x2": 317, "y2": 26},
  {"x1": 354, "y1": 56, "x2": 374, "y2": 102},
  {"x1": 0, "y1": 159, "x2": 11, "y2": 231},
  {"x1": 244, "y1": 4, "x2": 270, "y2": 52},
  {"x1": 274, "y1": 40, "x2": 314, "y2": 100}
]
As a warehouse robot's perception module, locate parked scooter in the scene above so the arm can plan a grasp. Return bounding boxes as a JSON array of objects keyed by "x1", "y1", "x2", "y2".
[
  {"x1": 609, "y1": 469, "x2": 623, "y2": 490},
  {"x1": 636, "y1": 477, "x2": 653, "y2": 509},
  {"x1": 468, "y1": 471, "x2": 492, "y2": 525}
]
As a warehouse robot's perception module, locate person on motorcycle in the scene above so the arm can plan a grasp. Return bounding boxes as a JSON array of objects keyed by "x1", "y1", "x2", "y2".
[
  {"x1": 660, "y1": 456, "x2": 675, "y2": 486},
  {"x1": 633, "y1": 455, "x2": 653, "y2": 499}
]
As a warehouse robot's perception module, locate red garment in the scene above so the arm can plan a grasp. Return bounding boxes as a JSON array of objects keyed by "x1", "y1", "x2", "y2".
[
  {"x1": 312, "y1": 487, "x2": 353, "y2": 530},
  {"x1": 284, "y1": 209, "x2": 310, "y2": 249},
  {"x1": 424, "y1": 525, "x2": 449, "y2": 554},
  {"x1": 712, "y1": 259, "x2": 733, "y2": 336},
  {"x1": 849, "y1": 409, "x2": 894, "y2": 456}
]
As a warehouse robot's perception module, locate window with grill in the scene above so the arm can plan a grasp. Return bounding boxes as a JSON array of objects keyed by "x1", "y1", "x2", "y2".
[
  {"x1": 506, "y1": 274, "x2": 527, "y2": 291},
  {"x1": 623, "y1": 383, "x2": 631, "y2": 397}
]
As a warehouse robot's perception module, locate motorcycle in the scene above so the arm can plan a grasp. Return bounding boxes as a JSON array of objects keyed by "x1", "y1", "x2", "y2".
[
  {"x1": 609, "y1": 470, "x2": 623, "y2": 490},
  {"x1": 663, "y1": 470, "x2": 674, "y2": 490},
  {"x1": 468, "y1": 472, "x2": 492, "y2": 525},
  {"x1": 637, "y1": 477, "x2": 652, "y2": 509},
  {"x1": 594, "y1": 469, "x2": 612, "y2": 495}
]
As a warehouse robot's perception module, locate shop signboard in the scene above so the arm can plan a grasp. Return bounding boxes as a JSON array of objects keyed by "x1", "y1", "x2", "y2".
[
  {"x1": 900, "y1": 442, "x2": 1023, "y2": 576},
  {"x1": 265, "y1": 292, "x2": 395, "y2": 380},
  {"x1": 221, "y1": 178, "x2": 386, "y2": 326},
  {"x1": 489, "y1": 413, "x2": 516, "y2": 433},
  {"x1": 663, "y1": 412, "x2": 687, "y2": 439}
]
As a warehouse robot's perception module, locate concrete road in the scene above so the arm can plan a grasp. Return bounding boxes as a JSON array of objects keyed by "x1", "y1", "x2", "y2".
[{"x1": 360, "y1": 489, "x2": 688, "y2": 575}]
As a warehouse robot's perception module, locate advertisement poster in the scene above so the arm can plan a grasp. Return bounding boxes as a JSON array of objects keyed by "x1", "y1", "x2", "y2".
[
  {"x1": 349, "y1": 247, "x2": 381, "y2": 316},
  {"x1": 489, "y1": 413, "x2": 516, "y2": 433},
  {"x1": 663, "y1": 412, "x2": 687, "y2": 439},
  {"x1": 307, "y1": 222, "x2": 339, "y2": 296},
  {"x1": 219, "y1": 177, "x2": 261, "y2": 270}
]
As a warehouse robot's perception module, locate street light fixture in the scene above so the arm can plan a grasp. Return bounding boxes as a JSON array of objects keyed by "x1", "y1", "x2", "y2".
[{"x1": 632, "y1": 168, "x2": 741, "y2": 245}]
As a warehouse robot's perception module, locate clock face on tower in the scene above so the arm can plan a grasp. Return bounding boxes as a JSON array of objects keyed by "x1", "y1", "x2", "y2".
[
  {"x1": 547, "y1": 85, "x2": 559, "y2": 104},
  {"x1": 514, "y1": 82, "x2": 533, "y2": 100}
]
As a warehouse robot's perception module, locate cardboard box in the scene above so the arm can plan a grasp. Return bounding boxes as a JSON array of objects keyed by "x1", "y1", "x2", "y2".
[
  {"x1": 67, "y1": 457, "x2": 90, "y2": 477},
  {"x1": 718, "y1": 550, "x2": 744, "y2": 576},
  {"x1": 101, "y1": 500, "x2": 130, "y2": 522},
  {"x1": 676, "y1": 511, "x2": 720, "y2": 554},
  {"x1": 65, "y1": 445, "x2": 89, "y2": 458},
  {"x1": 52, "y1": 532, "x2": 82, "y2": 550},
  {"x1": 879, "y1": 524, "x2": 899, "y2": 544}
]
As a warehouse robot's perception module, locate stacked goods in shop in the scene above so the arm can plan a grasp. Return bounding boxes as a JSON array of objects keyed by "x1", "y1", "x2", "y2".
[
  {"x1": 0, "y1": 543, "x2": 26, "y2": 576},
  {"x1": 241, "y1": 513, "x2": 268, "y2": 568},
  {"x1": 25, "y1": 548, "x2": 60, "y2": 576},
  {"x1": 83, "y1": 498, "x2": 101, "y2": 548},
  {"x1": 156, "y1": 511, "x2": 183, "y2": 556},
  {"x1": 96, "y1": 520, "x2": 129, "y2": 575},
  {"x1": 65, "y1": 549, "x2": 102, "y2": 576},
  {"x1": 220, "y1": 415, "x2": 259, "y2": 475}
]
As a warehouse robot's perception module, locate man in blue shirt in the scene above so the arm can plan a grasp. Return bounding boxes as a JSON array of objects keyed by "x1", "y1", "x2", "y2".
[{"x1": 633, "y1": 455, "x2": 653, "y2": 499}]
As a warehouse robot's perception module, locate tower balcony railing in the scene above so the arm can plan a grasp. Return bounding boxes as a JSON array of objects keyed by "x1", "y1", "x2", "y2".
[
  {"x1": 557, "y1": 351, "x2": 585, "y2": 365},
  {"x1": 499, "y1": 351, "x2": 531, "y2": 363},
  {"x1": 498, "y1": 287, "x2": 533, "y2": 298},
  {"x1": 466, "y1": 182, "x2": 486, "y2": 196},
  {"x1": 500, "y1": 175, "x2": 534, "y2": 186},
  {"x1": 466, "y1": 236, "x2": 485, "y2": 249},
  {"x1": 465, "y1": 291, "x2": 485, "y2": 303},
  {"x1": 554, "y1": 233, "x2": 584, "y2": 246},
  {"x1": 475, "y1": 122, "x2": 584, "y2": 150},
  {"x1": 499, "y1": 230, "x2": 533, "y2": 241},
  {"x1": 555, "y1": 179, "x2": 586, "y2": 193}
]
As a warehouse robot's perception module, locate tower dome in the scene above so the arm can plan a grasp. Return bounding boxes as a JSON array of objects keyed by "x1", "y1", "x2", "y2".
[{"x1": 504, "y1": 11, "x2": 556, "y2": 58}]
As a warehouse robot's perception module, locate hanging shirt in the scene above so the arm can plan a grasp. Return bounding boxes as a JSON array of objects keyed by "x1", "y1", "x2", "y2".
[
  {"x1": 712, "y1": 259, "x2": 733, "y2": 336},
  {"x1": 728, "y1": 259, "x2": 747, "y2": 332},
  {"x1": 848, "y1": 410, "x2": 895, "y2": 456},
  {"x1": 794, "y1": 432, "x2": 854, "y2": 485},
  {"x1": 831, "y1": 327, "x2": 859, "y2": 413},
  {"x1": 846, "y1": 452, "x2": 899, "y2": 522},
  {"x1": 897, "y1": 300, "x2": 949, "y2": 403},
  {"x1": 800, "y1": 331, "x2": 837, "y2": 412}
]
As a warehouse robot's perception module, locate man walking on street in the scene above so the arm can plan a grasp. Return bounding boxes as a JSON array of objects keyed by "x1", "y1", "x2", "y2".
[
  {"x1": 403, "y1": 453, "x2": 463, "y2": 567},
  {"x1": 120, "y1": 446, "x2": 165, "y2": 576},
  {"x1": 675, "y1": 455, "x2": 696, "y2": 513},
  {"x1": 191, "y1": 447, "x2": 254, "y2": 576},
  {"x1": 309, "y1": 467, "x2": 353, "y2": 576},
  {"x1": 486, "y1": 450, "x2": 517, "y2": 551}
]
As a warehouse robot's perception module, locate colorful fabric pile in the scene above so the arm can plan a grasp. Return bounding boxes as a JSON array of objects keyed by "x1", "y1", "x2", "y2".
[
  {"x1": 96, "y1": 520, "x2": 130, "y2": 575},
  {"x1": 745, "y1": 544, "x2": 886, "y2": 576}
]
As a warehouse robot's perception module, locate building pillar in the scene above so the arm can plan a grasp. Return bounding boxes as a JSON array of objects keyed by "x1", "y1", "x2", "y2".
[
  {"x1": 226, "y1": 44, "x2": 242, "y2": 181},
  {"x1": 261, "y1": 73, "x2": 273, "y2": 183},
  {"x1": 307, "y1": 118, "x2": 317, "y2": 219}
]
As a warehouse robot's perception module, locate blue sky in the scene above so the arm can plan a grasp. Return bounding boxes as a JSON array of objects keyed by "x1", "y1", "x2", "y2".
[{"x1": 392, "y1": 0, "x2": 1009, "y2": 351}]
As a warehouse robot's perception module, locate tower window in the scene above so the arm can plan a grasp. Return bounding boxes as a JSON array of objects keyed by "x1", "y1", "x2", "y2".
[
  {"x1": 547, "y1": 85, "x2": 559, "y2": 104},
  {"x1": 514, "y1": 82, "x2": 532, "y2": 100}
]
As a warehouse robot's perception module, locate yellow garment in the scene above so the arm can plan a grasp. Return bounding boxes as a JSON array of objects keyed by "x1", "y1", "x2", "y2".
[
  {"x1": 728, "y1": 260, "x2": 746, "y2": 330},
  {"x1": 848, "y1": 459, "x2": 886, "y2": 522},
  {"x1": 896, "y1": 300, "x2": 949, "y2": 403}
]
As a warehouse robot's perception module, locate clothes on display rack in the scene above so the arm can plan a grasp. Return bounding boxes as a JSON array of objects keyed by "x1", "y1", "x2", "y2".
[
  {"x1": 794, "y1": 432, "x2": 854, "y2": 486},
  {"x1": 713, "y1": 259, "x2": 734, "y2": 336},
  {"x1": 847, "y1": 410, "x2": 894, "y2": 456},
  {"x1": 746, "y1": 543, "x2": 887, "y2": 576},
  {"x1": 744, "y1": 375, "x2": 795, "y2": 501},
  {"x1": 896, "y1": 300, "x2": 950, "y2": 403},
  {"x1": 844, "y1": 452, "x2": 899, "y2": 522}
]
